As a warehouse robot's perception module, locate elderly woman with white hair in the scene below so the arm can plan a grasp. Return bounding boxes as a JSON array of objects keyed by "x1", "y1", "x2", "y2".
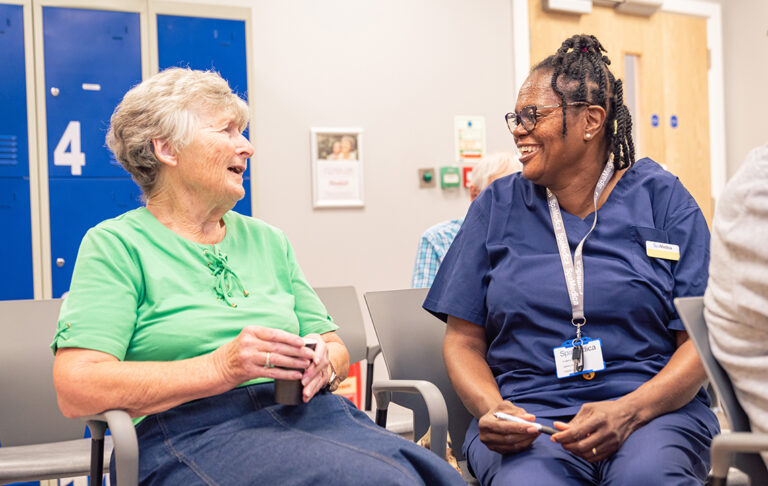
[
  {"x1": 51, "y1": 68, "x2": 464, "y2": 486},
  {"x1": 468, "y1": 152, "x2": 523, "y2": 201}
]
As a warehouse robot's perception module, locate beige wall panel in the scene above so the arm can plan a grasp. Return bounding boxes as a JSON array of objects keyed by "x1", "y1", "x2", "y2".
[
  {"x1": 633, "y1": 27, "x2": 665, "y2": 164},
  {"x1": 660, "y1": 13, "x2": 712, "y2": 223}
]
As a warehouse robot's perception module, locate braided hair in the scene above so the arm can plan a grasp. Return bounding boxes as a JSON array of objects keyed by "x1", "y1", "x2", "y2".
[{"x1": 533, "y1": 34, "x2": 635, "y2": 170}]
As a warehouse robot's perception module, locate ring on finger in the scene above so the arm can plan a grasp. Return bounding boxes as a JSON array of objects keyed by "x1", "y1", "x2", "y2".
[{"x1": 265, "y1": 352, "x2": 273, "y2": 368}]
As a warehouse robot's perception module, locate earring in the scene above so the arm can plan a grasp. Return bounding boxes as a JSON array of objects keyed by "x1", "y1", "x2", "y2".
[{"x1": 585, "y1": 134, "x2": 592, "y2": 140}]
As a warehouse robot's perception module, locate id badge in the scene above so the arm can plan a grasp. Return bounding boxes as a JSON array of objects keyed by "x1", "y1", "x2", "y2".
[{"x1": 553, "y1": 337, "x2": 606, "y2": 379}]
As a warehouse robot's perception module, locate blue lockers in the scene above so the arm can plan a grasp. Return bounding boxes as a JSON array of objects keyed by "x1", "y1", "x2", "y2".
[
  {"x1": 0, "y1": 3, "x2": 34, "y2": 300},
  {"x1": 1, "y1": 7, "x2": 253, "y2": 300},
  {"x1": 157, "y1": 14, "x2": 252, "y2": 216},
  {"x1": 43, "y1": 7, "x2": 143, "y2": 297}
]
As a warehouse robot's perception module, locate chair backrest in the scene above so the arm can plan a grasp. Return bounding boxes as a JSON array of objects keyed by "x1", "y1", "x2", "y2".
[
  {"x1": 0, "y1": 298, "x2": 85, "y2": 447},
  {"x1": 675, "y1": 296, "x2": 768, "y2": 481},
  {"x1": 313, "y1": 286, "x2": 367, "y2": 364},
  {"x1": 364, "y1": 288, "x2": 473, "y2": 459}
]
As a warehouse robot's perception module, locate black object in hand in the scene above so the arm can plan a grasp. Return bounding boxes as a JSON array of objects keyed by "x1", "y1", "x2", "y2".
[{"x1": 274, "y1": 340, "x2": 317, "y2": 405}]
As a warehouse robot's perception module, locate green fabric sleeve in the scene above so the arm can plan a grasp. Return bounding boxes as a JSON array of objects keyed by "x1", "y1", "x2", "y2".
[
  {"x1": 51, "y1": 226, "x2": 140, "y2": 359},
  {"x1": 283, "y1": 233, "x2": 339, "y2": 337}
]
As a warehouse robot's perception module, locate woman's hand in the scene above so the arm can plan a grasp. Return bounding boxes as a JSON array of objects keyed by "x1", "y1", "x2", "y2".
[
  {"x1": 300, "y1": 333, "x2": 331, "y2": 402},
  {"x1": 551, "y1": 400, "x2": 640, "y2": 462},
  {"x1": 212, "y1": 326, "x2": 313, "y2": 387},
  {"x1": 478, "y1": 401, "x2": 541, "y2": 454},
  {"x1": 552, "y1": 337, "x2": 707, "y2": 462}
]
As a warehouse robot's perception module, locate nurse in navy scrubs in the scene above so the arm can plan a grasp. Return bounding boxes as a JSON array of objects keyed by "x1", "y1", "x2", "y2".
[{"x1": 424, "y1": 34, "x2": 719, "y2": 485}]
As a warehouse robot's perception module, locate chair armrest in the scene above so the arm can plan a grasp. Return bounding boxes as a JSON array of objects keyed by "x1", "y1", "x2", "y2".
[
  {"x1": 372, "y1": 379, "x2": 448, "y2": 460},
  {"x1": 709, "y1": 432, "x2": 768, "y2": 483},
  {"x1": 366, "y1": 344, "x2": 381, "y2": 363},
  {"x1": 84, "y1": 410, "x2": 138, "y2": 486}
]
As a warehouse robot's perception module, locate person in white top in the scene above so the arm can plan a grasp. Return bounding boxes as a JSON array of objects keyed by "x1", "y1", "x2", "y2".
[{"x1": 705, "y1": 141, "x2": 768, "y2": 468}]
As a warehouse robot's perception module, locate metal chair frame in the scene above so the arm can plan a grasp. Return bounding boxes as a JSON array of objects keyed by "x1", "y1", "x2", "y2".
[
  {"x1": 675, "y1": 296, "x2": 768, "y2": 486},
  {"x1": 364, "y1": 288, "x2": 477, "y2": 484},
  {"x1": 0, "y1": 298, "x2": 138, "y2": 486}
]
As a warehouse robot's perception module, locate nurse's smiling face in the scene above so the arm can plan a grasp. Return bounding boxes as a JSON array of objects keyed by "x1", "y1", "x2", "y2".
[{"x1": 512, "y1": 69, "x2": 587, "y2": 189}]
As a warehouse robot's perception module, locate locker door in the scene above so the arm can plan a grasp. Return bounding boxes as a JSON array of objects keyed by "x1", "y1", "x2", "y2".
[
  {"x1": 44, "y1": 7, "x2": 141, "y2": 179},
  {"x1": 49, "y1": 177, "x2": 141, "y2": 286},
  {"x1": 157, "y1": 14, "x2": 252, "y2": 216},
  {"x1": 43, "y1": 7, "x2": 142, "y2": 297},
  {"x1": 0, "y1": 3, "x2": 34, "y2": 300}
]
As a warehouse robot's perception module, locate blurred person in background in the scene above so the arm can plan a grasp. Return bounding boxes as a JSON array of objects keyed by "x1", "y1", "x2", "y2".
[{"x1": 411, "y1": 152, "x2": 521, "y2": 288}]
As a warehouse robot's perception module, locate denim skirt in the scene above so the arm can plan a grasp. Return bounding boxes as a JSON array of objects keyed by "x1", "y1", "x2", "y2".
[{"x1": 110, "y1": 382, "x2": 465, "y2": 485}]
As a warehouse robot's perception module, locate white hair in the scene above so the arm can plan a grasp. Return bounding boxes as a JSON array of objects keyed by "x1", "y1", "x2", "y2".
[
  {"x1": 470, "y1": 152, "x2": 522, "y2": 191},
  {"x1": 106, "y1": 67, "x2": 249, "y2": 197}
]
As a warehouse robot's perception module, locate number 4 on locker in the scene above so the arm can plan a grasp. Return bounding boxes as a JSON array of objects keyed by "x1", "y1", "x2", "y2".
[{"x1": 54, "y1": 120, "x2": 86, "y2": 175}]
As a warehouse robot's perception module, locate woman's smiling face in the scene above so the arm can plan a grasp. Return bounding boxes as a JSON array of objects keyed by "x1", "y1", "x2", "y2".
[{"x1": 512, "y1": 69, "x2": 587, "y2": 189}]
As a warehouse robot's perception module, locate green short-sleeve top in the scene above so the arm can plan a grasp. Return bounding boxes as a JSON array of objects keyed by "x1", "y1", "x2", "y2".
[{"x1": 51, "y1": 207, "x2": 338, "y2": 389}]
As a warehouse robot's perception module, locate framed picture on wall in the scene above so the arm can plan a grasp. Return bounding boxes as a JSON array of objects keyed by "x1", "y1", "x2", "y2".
[{"x1": 310, "y1": 128, "x2": 365, "y2": 208}]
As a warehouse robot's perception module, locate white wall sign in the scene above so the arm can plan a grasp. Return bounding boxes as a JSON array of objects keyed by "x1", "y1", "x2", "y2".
[
  {"x1": 310, "y1": 128, "x2": 364, "y2": 208},
  {"x1": 454, "y1": 116, "x2": 485, "y2": 163}
]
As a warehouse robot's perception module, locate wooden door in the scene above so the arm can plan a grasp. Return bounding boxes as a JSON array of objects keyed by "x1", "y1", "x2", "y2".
[{"x1": 528, "y1": 0, "x2": 712, "y2": 223}]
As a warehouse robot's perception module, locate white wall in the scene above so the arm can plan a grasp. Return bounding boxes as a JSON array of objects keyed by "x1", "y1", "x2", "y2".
[
  {"x1": 246, "y1": 0, "x2": 518, "y2": 294},
  {"x1": 703, "y1": 0, "x2": 768, "y2": 177}
]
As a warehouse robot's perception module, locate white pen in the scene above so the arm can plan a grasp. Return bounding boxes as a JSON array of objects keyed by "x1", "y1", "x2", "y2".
[{"x1": 493, "y1": 412, "x2": 558, "y2": 435}]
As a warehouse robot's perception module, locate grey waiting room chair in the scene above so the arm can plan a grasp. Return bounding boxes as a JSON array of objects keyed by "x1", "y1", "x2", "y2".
[
  {"x1": 675, "y1": 296, "x2": 768, "y2": 486},
  {"x1": 0, "y1": 298, "x2": 138, "y2": 485},
  {"x1": 313, "y1": 286, "x2": 381, "y2": 410},
  {"x1": 364, "y1": 288, "x2": 477, "y2": 484}
]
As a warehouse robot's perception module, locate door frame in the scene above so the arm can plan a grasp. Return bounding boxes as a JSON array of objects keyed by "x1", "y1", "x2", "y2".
[
  {"x1": 511, "y1": 0, "x2": 726, "y2": 203},
  {"x1": 4, "y1": 0, "x2": 42, "y2": 298}
]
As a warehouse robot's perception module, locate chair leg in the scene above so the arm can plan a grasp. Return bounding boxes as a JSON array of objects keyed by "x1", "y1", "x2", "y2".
[
  {"x1": 375, "y1": 408, "x2": 389, "y2": 427},
  {"x1": 90, "y1": 436, "x2": 104, "y2": 485},
  {"x1": 705, "y1": 476, "x2": 726, "y2": 486},
  {"x1": 365, "y1": 362, "x2": 374, "y2": 411}
]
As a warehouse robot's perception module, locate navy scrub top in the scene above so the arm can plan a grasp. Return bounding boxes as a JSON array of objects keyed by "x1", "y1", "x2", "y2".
[{"x1": 424, "y1": 158, "x2": 711, "y2": 418}]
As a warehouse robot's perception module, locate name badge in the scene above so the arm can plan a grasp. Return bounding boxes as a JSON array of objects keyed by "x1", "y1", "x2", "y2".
[
  {"x1": 646, "y1": 241, "x2": 680, "y2": 261},
  {"x1": 553, "y1": 337, "x2": 606, "y2": 379}
]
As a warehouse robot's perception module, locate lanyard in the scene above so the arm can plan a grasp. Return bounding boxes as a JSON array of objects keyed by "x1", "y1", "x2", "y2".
[{"x1": 546, "y1": 161, "x2": 614, "y2": 340}]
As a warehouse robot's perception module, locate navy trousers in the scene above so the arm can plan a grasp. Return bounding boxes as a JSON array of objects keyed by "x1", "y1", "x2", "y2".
[
  {"x1": 111, "y1": 383, "x2": 465, "y2": 485},
  {"x1": 464, "y1": 399, "x2": 720, "y2": 486}
]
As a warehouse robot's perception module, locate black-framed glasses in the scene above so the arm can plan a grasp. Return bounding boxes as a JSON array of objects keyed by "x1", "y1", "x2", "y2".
[{"x1": 505, "y1": 102, "x2": 590, "y2": 134}]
